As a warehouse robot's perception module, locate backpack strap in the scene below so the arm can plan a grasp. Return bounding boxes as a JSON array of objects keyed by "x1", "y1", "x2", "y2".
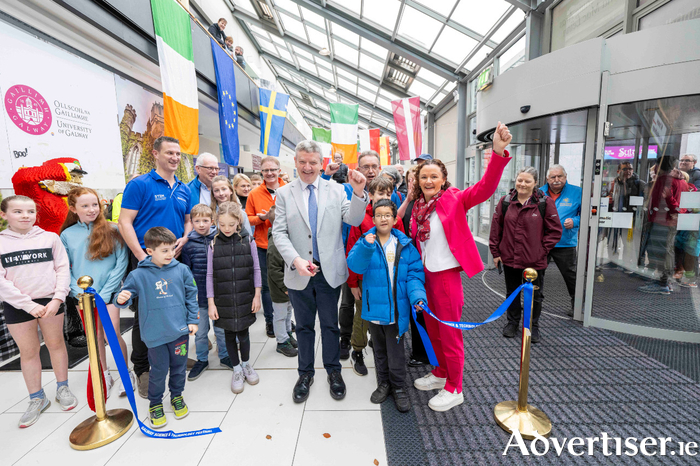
[
  {"x1": 538, "y1": 196, "x2": 547, "y2": 218},
  {"x1": 498, "y1": 196, "x2": 510, "y2": 229}
]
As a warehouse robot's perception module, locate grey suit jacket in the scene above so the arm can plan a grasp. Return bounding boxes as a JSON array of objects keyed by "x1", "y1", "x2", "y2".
[{"x1": 272, "y1": 177, "x2": 368, "y2": 290}]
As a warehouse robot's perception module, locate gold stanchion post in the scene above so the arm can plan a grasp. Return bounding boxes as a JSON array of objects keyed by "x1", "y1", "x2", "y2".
[
  {"x1": 69, "y1": 276, "x2": 134, "y2": 450},
  {"x1": 493, "y1": 268, "x2": 552, "y2": 440}
]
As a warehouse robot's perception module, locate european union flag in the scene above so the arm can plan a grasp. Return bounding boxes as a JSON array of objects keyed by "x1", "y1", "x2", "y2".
[
  {"x1": 259, "y1": 88, "x2": 289, "y2": 157},
  {"x1": 211, "y1": 38, "x2": 240, "y2": 165}
]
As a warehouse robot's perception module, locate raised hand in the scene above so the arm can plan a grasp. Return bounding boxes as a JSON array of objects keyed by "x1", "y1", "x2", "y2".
[
  {"x1": 365, "y1": 233, "x2": 376, "y2": 244},
  {"x1": 325, "y1": 163, "x2": 340, "y2": 176},
  {"x1": 493, "y1": 121, "x2": 512, "y2": 156},
  {"x1": 117, "y1": 290, "x2": 131, "y2": 305},
  {"x1": 347, "y1": 169, "x2": 366, "y2": 196}
]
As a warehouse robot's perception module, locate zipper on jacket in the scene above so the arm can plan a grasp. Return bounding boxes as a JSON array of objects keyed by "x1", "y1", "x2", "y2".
[
  {"x1": 393, "y1": 241, "x2": 404, "y2": 343},
  {"x1": 376, "y1": 239, "x2": 394, "y2": 325}
]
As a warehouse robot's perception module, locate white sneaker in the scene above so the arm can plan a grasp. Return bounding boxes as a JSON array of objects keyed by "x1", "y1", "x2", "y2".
[
  {"x1": 104, "y1": 371, "x2": 114, "y2": 399},
  {"x1": 118, "y1": 370, "x2": 137, "y2": 397},
  {"x1": 231, "y1": 369, "x2": 245, "y2": 394},
  {"x1": 241, "y1": 363, "x2": 259, "y2": 385},
  {"x1": 55, "y1": 385, "x2": 79, "y2": 411},
  {"x1": 413, "y1": 373, "x2": 446, "y2": 391},
  {"x1": 428, "y1": 389, "x2": 464, "y2": 412}
]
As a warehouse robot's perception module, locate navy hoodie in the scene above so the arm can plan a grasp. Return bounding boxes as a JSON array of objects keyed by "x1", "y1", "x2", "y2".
[{"x1": 115, "y1": 256, "x2": 198, "y2": 348}]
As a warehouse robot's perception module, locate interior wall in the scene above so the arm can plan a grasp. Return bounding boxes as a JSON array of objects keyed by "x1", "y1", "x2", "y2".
[{"x1": 434, "y1": 105, "x2": 459, "y2": 186}]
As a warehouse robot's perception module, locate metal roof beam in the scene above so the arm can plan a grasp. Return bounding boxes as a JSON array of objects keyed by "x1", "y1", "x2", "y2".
[
  {"x1": 231, "y1": 8, "x2": 412, "y2": 99},
  {"x1": 502, "y1": 0, "x2": 535, "y2": 12},
  {"x1": 286, "y1": 0, "x2": 461, "y2": 81},
  {"x1": 264, "y1": 53, "x2": 396, "y2": 122}
]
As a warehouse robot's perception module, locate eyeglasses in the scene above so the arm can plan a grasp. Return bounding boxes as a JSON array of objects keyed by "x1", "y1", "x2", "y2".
[
  {"x1": 198, "y1": 166, "x2": 219, "y2": 172},
  {"x1": 680, "y1": 159, "x2": 694, "y2": 163},
  {"x1": 261, "y1": 168, "x2": 279, "y2": 174},
  {"x1": 374, "y1": 214, "x2": 394, "y2": 220},
  {"x1": 621, "y1": 168, "x2": 633, "y2": 172}
]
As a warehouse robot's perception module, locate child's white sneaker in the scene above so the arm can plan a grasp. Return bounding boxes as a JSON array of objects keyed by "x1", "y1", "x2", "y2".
[
  {"x1": 242, "y1": 363, "x2": 259, "y2": 385},
  {"x1": 118, "y1": 370, "x2": 137, "y2": 397},
  {"x1": 413, "y1": 373, "x2": 446, "y2": 391},
  {"x1": 231, "y1": 368, "x2": 245, "y2": 394},
  {"x1": 428, "y1": 389, "x2": 464, "y2": 412}
]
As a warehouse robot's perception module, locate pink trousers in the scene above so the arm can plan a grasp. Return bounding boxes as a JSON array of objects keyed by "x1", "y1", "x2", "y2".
[{"x1": 424, "y1": 267, "x2": 465, "y2": 393}]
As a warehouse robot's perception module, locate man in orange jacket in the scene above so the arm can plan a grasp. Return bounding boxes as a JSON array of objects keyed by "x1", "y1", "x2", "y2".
[{"x1": 246, "y1": 156, "x2": 286, "y2": 337}]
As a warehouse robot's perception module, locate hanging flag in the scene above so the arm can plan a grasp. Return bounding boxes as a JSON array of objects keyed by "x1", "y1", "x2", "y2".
[
  {"x1": 378, "y1": 136, "x2": 390, "y2": 166},
  {"x1": 312, "y1": 127, "x2": 333, "y2": 169},
  {"x1": 259, "y1": 88, "x2": 289, "y2": 157},
  {"x1": 211, "y1": 38, "x2": 240, "y2": 166},
  {"x1": 391, "y1": 96, "x2": 422, "y2": 161},
  {"x1": 330, "y1": 103, "x2": 359, "y2": 167},
  {"x1": 358, "y1": 128, "x2": 380, "y2": 154},
  {"x1": 151, "y1": 0, "x2": 199, "y2": 155}
]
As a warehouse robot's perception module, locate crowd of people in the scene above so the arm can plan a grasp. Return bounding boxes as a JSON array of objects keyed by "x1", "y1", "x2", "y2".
[
  {"x1": 18, "y1": 122, "x2": 698, "y2": 430},
  {"x1": 208, "y1": 17, "x2": 246, "y2": 69}
]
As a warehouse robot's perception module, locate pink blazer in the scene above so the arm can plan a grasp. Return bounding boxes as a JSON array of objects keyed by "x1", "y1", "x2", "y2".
[{"x1": 411, "y1": 152, "x2": 511, "y2": 278}]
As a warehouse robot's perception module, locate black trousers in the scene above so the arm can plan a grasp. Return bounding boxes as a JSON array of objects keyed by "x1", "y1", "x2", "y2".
[
  {"x1": 503, "y1": 265, "x2": 545, "y2": 328},
  {"x1": 408, "y1": 311, "x2": 428, "y2": 363},
  {"x1": 223, "y1": 328, "x2": 250, "y2": 366},
  {"x1": 288, "y1": 270, "x2": 342, "y2": 376},
  {"x1": 338, "y1": 282, "x2": 355, "y2": 342},
  {"x1": 368, "y1": 322, "x2": 406, "y2": 389},
  {"x1": 129, "y1": 249, "x2": 150, "y2": 377},
  {"x1": 548, "y1": 247, "x2": 577, "y2": 311}
]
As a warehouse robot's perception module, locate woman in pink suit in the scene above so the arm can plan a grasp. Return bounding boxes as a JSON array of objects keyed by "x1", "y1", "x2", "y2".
[{"x1": 411, "y1": 122, "x2": 512, "y2": 412}]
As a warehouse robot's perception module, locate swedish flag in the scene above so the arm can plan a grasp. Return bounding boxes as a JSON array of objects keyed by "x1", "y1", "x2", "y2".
[{"x1": 259, "y1": 88, "x2": 289, "y2": 157}]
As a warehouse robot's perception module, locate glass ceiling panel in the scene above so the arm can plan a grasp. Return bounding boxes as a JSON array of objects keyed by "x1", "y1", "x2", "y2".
[
  {"x1": 233, "y1": 0, "x2": 257, "y2": 16},
  {"x1": 357, "y1": 78, "x2": 375, "y2": 91},
  {"x1": 306, "y1": 27, "x2": 329, "y2": 50},
  {"x1": 339, "y1": 74, "x2": 357, "y2": 85},
  {"x1": 248, "y1": 24, "x2": 270, "y2": 37},
  {"x1": 292, "y1": 45, "x2": 314, "y2": 61},
  {"x1": 272, "y1": 0, "x2": 298, "y2": 14},
  {"x1": 307, "y1": 82, "x2": 325, "y2": 94},
  {"x1": 333, "y1": 40, "x2": 359, "y2": 67},
  {"x1": 416, "y1": 68, "x2": 444, "y2": 88},
  {"x1": 330, "y1": 24, "x2": 360, "y2": 48},
  {"x1": 338, "y1": 76, "x2": 357, "y2": 93},
  {"x1": 491, "y1": 10, "x2": 526, "y2": 43},
  {"x1": 359, "y1": 38, "x2": 389, "y2": 60},
  {"x1": 397, "y1": 6, "x2": 443, "y2": 50},
  {"x1": 379, "y1": 88, "x2": 400, "y2": 102},
  {"x1": 432, "y1": 26, "x2": 479, "y2": 64},
  {"x1": 408, "y1": 79, "x2": 438, "y2": 101},
  {"x1": 359, "y1": 53, "x2": 385, "y2": 78},
  {"x1": 317, "y1": 67, "x2": 335, "y2": 82},
  {"x1": 259, "y1": 40, "x2": 279, "y2": 55},
  {"x1": 376, "y1": 98, "x2": 393, "y2": 112},
  {"x1": 463, "y1": 47, "x2": 491, "y2": 72},
  {"x1": 299, "y1": 7, "x2": 326, "y2": 28},
  {"x1": 361, "y1": 0, "x2": 401, "y2": 29},
  {"x1": 275, "y1": 67, "x2": 292, "y2": 79},
  {"x1": 298, "y1": 58, "x2": 318, "y2": 75},
  {"x1": 269, "y1": 33, "x2": 288, "y2": 47},
  {"x1": 323, "y1": 90, "x2": 337, "y2": 100},
  {"x1": 277, "y1": 48, "x2": 293, "y2": 62},
  {"x1": 279, "y1": 12, "x2": 307, "y2": 39},
  {"x1": 357, "y1": 87, "x2": 376, "y2": 103},
  {"x1": 314, "y1": 58, "x2": 332, "y2": 72},
  {"x1": 450, "y1": 0, "x2": 511, "y2": 36},
  {"x1": 329, "y1": 0, "x2": 361, "y2": 16},
  {"x1": 359, "y1": 108, "x2": 371, "y2": 118},
  {"x1": 412, "y1": 0, "x2": 457, "y2": 18}
]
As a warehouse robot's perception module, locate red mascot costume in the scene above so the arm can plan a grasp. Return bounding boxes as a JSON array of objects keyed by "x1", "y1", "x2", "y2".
[{"x1": 11, "y1": 158, "x2": 88, "y2": 234}]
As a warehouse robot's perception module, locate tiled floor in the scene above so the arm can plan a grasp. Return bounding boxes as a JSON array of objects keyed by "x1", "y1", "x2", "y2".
[{"x1": 1, "y1": 311, "x2": 387, "y2": 466}]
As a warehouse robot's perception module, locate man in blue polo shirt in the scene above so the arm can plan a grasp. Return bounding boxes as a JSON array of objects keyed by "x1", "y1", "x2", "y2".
[
  {"x1": 540, "y1": 164, "x2": 582, "y2": 317},
  {"x1": 118, "y1": 136, "x2": 193, "y2": 397}
]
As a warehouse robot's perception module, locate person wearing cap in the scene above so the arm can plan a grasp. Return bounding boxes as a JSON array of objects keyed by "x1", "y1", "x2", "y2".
[{"x1": 415, "y1": 154, "x2": 433, "y2": 165}]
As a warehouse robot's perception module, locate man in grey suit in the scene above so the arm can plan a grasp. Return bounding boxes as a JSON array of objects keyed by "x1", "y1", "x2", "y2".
[{"x1": 273, "y1": 140, "x2": 368, "y2": 403}]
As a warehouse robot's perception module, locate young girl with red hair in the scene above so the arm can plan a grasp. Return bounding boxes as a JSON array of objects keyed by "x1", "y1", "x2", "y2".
[{"x1": 60, "y1": 187, "x2": 132, "y2": 397}]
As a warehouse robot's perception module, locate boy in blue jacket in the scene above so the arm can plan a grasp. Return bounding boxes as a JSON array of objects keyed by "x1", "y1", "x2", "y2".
[
  {"x1": 116, "y1": 227, "x2": 198, "y2": 429},
  {"x1": 347, "y1": 199, "x2": 427, "y2": 413},
  {"x1": 180, "y1": 204, "x2": 232, "y2": 380}
]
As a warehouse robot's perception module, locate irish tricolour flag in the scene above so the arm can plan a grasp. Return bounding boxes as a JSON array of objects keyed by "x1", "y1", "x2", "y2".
[
  {"x1": 151, "y1": 0, "x2": 199, "y2": 155},
  {"x1": 330, "y1": 103, "x2": 359, "y2": 167}
]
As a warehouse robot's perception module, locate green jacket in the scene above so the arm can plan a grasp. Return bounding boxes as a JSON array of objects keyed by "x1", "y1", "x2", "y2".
[{"x1": 267, "y1": 230, "x2": 288, "y2": 303}]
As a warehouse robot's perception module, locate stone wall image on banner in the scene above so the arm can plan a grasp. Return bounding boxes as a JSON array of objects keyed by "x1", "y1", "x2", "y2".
[{"x1": 114, "y1": 76, "x2": 194, "y2": 183}]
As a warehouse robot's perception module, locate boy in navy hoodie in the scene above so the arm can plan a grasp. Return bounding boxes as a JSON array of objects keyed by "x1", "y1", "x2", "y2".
[
  {"x1": 116, "y1": 227, "x2": 198, "y2": 429},
  {"x1": 347, "y1": 199, "x2": 427, "y2": 413},
  {"x1": 181, "y1": 204, "x2": 232, "y2": 379}
]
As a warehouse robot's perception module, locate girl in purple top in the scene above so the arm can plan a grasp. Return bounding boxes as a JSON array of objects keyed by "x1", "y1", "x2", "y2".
[{"x1": 206, "y1": 202, "x2": 262, "y2": 394}]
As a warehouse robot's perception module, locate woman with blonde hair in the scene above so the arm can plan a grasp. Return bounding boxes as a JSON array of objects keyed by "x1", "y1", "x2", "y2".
[
  {"x1": 210, "y1": 175, "x2": 252, "y2": 236},
  {"x1": 232, "y1": 174, "x2": 252, "y2": 209}
]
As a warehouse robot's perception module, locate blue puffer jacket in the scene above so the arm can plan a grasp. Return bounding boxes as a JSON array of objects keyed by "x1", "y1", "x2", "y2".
[
  {"x1": 180, "y1": 229, "x2": 216, "y2": 307},
  {"x1": 347, "y1": 228, "x2": 427, "y2": 337}
]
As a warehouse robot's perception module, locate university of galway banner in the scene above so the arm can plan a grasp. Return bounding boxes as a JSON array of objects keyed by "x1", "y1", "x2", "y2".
[
  {"x1": 258, "y1": 88, "x2": 289, "y2": 157},
  {"x1": 391, "y1": 96, "x2": 422, "y2": 161},
  {"x1": 330, "y1": 103, "x2": 358, "y2": 167},
  {"x1": 0, "y1": 21, "x2": 124, "y2": 189},
  {"x1": 311, "y1": 127, "x2": 332, "y2": 169},
  {"x1": 211, "y1": 38, "x2": 240, "y2": 166},
  {"x1": 151, "y1": 0, "x2": 199, "y2": 155}
]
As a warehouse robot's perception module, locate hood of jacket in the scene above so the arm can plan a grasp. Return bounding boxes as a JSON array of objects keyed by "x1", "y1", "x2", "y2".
[
  {"x1": 0, "y1": 225, "x2": 45, "y2": 239},
  {"x1": 187, "y1": 229, "x2": 216, "y2": 244}
]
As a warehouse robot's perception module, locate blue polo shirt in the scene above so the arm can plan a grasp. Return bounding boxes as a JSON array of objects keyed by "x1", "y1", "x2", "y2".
[{"x1": 122, "y1": 170, "x2": 192, "y2": 247}]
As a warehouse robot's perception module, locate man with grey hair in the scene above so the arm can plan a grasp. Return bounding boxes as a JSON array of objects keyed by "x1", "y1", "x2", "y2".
[
  {"x1": 540, "y1": 164, "x2": 582, "y2": 317},
  {"x1": 188, "y1": 153, "x2": 219, "y2": 207},
  {"x1": 395, "y1": 164, "x2": 408, "y2": 197},
  {"x1": 273, "y1": 140, "x2": 368, "y2": 404},
  {"x1": 679, "y1": 154, "x2": 700, "y2": 189}
]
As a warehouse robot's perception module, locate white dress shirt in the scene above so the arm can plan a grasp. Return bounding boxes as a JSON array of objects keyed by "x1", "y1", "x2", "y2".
[{"x1": 420, "y1": 211, "x2": 460, "y2": 272}]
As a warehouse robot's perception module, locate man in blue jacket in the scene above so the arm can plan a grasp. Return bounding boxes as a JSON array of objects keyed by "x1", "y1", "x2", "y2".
[
  {"x1": 188, "y1": 153, "x2": 220, "y2": 208},
  {"x1": 540, "y1": 164, "x2": 582, "y2": 317}
]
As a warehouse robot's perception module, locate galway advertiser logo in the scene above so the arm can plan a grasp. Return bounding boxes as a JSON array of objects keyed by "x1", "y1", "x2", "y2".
[{"x1": 4, "y1": 84, "x2": 52, "y2": 135}]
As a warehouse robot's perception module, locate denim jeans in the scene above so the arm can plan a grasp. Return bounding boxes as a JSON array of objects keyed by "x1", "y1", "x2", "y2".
[
  {"x1": 195, "y1": 306, "x2": 228, "y2": 362},
  {"x1": 272, "y1": 301, "x2": 293, "y2": 344}
]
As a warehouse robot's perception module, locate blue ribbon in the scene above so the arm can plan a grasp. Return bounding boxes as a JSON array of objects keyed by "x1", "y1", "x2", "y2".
[
  {"x1": 415, "y1": 282, "x2": 533, "y2": 331},
  {"x1": 88, "y1": 287, "x2": 221, "y2": 438},
  {"x1": 411, "y1": 305, "x2": 440, "y2": 367},
  {"x1": 522, "y1": 283, "x2": 533, "y2": 331}
]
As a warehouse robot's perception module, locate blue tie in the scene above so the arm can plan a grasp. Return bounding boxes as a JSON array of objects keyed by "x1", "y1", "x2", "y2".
[{"x1": 307, "y1": 184, "x2": 319, "y2": 262}]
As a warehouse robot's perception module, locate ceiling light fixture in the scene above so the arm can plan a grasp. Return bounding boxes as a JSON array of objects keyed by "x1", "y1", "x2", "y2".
[{"x1": 319, "y1": 48, "x2": 331, "y2": 56}]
